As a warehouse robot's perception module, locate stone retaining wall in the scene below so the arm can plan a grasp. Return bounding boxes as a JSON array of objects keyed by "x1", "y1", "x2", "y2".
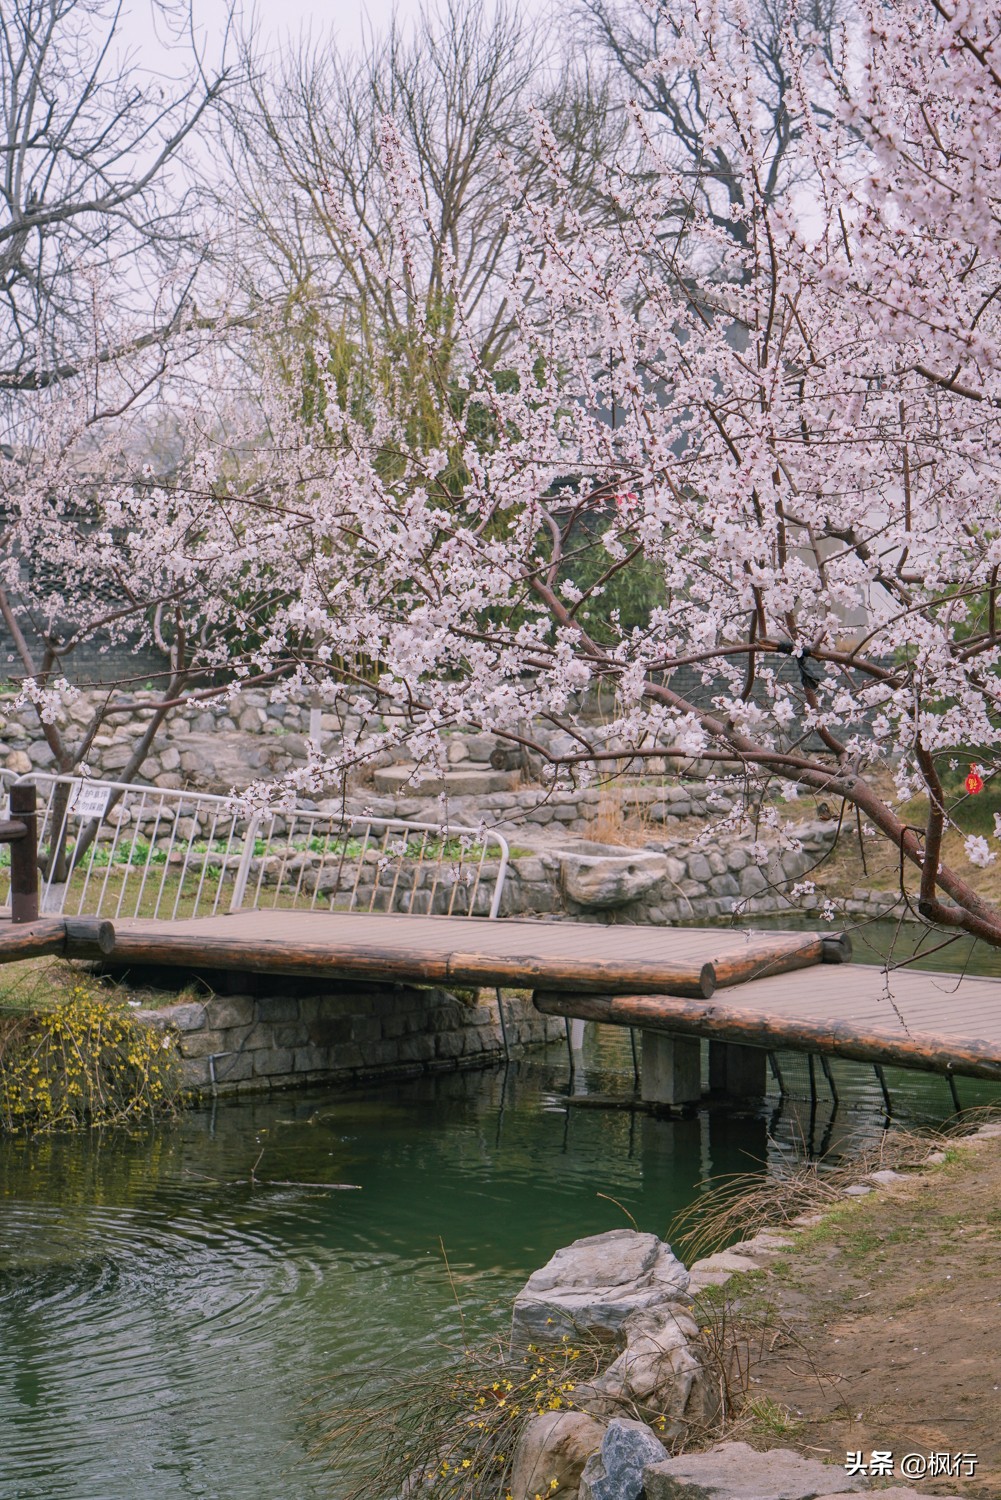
[
  {"x1": 0, "y1": 686, "x2": 907, "y2": 927},
  {"x1": 0, "y1": 684, "x2": 734, "y2": 823},
  {"x1": 500, "y1": 826, "x2": 838, "y2": 924},
  {"x1": 499, "y1": 828, "x2": 904, "y2": 926},
  {"x1": 138, "y1": 981, "x2": 564, "y2": 1097}
]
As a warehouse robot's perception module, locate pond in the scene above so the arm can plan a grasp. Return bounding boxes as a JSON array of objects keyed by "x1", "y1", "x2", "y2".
[{"x1": 2, "y1": 921, "x2": 1000, "y2": 1499}]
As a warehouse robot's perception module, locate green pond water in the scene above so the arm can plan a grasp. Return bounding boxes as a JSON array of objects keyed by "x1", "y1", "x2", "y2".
[{"x1": 2, "y1": 919, "x2": 1000, "y2": 1500}]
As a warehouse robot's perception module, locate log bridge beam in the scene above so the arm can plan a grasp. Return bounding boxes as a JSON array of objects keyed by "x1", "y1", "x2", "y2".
[
  {"x1": 0, "y1": 915, "x2": 116, "y2": 964},
  {"x1": 534, "y1": 968, "x2": 1001, "y2": 1095}
]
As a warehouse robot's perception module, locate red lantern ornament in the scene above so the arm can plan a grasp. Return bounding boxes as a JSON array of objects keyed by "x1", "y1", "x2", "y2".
[{"x1": 965, "y1": 766, "x2": 984, "y2": 795}]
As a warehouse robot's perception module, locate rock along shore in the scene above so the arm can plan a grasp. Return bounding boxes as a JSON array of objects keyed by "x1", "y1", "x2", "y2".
[{"x1": 499, "y1": 1122, "x2": 1001, "y2": 1499}]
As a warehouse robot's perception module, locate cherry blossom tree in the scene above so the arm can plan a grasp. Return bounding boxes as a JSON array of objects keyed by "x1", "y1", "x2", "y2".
[
  {"x1": 577, "y1": 0, "x2": 846, "y2": 244},
  {"x1": 0, "y1": 0, "x2": 244, "y2": 797},
  {"x1": 6, "y1": 0, "x2": 1001, "y2": 951},
  {"x1": 240, "y1": 0, "x2": 1001, "y2": 946}
]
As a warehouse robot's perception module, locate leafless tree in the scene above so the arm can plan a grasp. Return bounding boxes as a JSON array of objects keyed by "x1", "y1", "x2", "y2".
[
  {"x1": 223, "y1": 0, "x2": 627, "y2": 387},
  {"x1": 0, "y1": 0, "x2": 234, "y2": 399},
  {"x1": 0, "y1": 0, "x2": 240, "y2": 821},
  {"x1": 577, "y1": 0, "x2": 846, "y2": 244}
]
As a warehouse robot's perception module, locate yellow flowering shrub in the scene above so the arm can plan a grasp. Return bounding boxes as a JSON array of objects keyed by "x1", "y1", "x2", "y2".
[
  {"x1": 0, "y1": 985, "x2": 182, "y2": 1132},
  {"x1": 317, "y1": 1332, "x2": 612, "y2": 1500}
]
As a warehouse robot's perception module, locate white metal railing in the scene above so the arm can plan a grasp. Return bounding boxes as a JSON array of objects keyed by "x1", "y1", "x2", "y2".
[
  {"x1": 239, "y1": 806, "x2": 510, "y2": 920},
  {"x1": 0, "y1": 773, "x2": 510, "y2": 923}
]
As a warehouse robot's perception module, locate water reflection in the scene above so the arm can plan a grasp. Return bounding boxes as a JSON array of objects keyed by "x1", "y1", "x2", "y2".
[{"x1": 1, "y1": 1024, "x2": 998, "y2": 1500}]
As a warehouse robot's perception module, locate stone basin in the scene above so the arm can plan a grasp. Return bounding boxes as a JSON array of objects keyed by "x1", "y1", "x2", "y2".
[{"x1": 556, "y1": 842, "x2": 669, "y2": 909}]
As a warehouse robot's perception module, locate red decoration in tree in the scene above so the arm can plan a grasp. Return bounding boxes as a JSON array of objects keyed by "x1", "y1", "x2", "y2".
[{"x1": 965, "y1": 767, "x2": 984, "y2": 795}]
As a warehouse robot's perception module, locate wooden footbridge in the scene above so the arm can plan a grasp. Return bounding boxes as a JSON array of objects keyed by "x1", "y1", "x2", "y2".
[
  {"x1": 4, "y1": 904, "x2": 1001, "y2": 1097},
  {"x1": 2, "y1": 774, "x2": 1001, "y2": 1101},
  {"x1": 100, "y1": 910, "x2": 848, "y2": 995}
]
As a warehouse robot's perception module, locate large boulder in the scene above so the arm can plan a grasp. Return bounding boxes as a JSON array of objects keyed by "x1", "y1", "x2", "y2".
[
  {"x1": 511, "y1": 1230, "x2": 689, "y2": 1347},
  {"x1": 643, "y1": 1442, "x2": 875, "y2": 1498},
  {"x1": 559, "y1": 850, "x2": 669, "y2": 909},
  {"x1": 579, "y1": 1417, "x2": 669, "y2": 1500},
  {"x1": 507, "y1": 1410, "x2": 606, "y2": 1500},
  {"x1": 574, "y1": 1305, "x2": 714, "y2": 1438}
]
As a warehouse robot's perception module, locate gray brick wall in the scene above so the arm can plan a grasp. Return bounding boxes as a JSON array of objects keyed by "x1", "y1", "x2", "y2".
[{"x1": 138, "y1": 980, "x2": 564, "y2": 1097}]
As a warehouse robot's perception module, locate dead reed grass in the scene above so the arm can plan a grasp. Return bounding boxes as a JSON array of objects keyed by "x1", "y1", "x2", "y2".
[
  {"x1": 666, "y1": 1123, "x2": 975, "y2": 1265},
  {"x1": 308, "y1": 1332, "x2": 608, "y2": 1500},
  {"x1": 589, "y1": 784, "x2": 663, "y2": 847}
]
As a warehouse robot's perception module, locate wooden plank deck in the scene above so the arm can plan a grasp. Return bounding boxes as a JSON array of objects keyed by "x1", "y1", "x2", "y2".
[
  {"x1": 535, "y1": 966, "x2": 1001, "y2": 1082},
  {"x1": 106, "y1": 911, "x2": 842, "y2": 997}
]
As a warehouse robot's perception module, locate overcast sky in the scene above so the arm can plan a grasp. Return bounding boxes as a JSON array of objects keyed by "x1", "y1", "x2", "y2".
[
  {"x1": 225, "y1": 0, "x2": 429, "y2": 54},
  {"x1": 233, "y1": 0, "x2": 430, "y2": 52},
  {"x1": 116, "y1": 0, "x2": 508, "y2": 104},
  {"x1": 121, "y1": 0, "x2": 486, "y2": 71}
]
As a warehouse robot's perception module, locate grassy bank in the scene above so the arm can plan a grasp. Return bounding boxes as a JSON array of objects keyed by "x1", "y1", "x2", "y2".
[{"x1": 689, "y1": 1121, "x2": 1001, "y2": 1498}]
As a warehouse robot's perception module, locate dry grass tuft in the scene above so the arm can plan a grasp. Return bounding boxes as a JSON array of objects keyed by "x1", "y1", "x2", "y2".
[
  {"x1": 309, "y1": 1332, "x2": 610, "y2": 1500},
  {"x1": 589, "y1": 785, "x2": 663, "y2": 847},
  {"x1": 666, "y1": 1123, "x2": 976, "y2": 1264}
]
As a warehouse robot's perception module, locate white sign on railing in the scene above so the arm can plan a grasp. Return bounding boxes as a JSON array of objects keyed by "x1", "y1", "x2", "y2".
[{"x1": 67, "y1": 781, "x2": 111, "y2": 820}]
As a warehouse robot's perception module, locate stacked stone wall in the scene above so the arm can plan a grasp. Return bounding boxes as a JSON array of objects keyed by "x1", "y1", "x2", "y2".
[
  {"x1": 0, "y1": 687, "x2": 908, "y2": 926},
  {"x1": 498, "y1": 831, "x2": 902, "y2": 926},
  {"x1": 138, "y1": 981, "x2": 563, "y2": 1098},
  {"x1": 0, "y1": 687, "x2": 741, "y2": 823}
]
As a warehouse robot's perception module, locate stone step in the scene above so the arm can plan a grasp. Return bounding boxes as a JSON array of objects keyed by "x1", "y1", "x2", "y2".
[
  {"x1": 371, "y1": 763, "x2": 522, "y2": 796},
  {"x1": 643, "y1": 1442, "x2": 962, "y2": 1498}
]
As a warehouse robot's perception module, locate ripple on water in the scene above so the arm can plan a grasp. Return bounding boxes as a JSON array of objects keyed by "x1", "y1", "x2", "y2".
[
  {"x1": 0, "y1": 1193, "x2": 332, "y2": 1500},
  {"x1": 4, "y1": 1032, "x2": 995, "y2": 1500}
]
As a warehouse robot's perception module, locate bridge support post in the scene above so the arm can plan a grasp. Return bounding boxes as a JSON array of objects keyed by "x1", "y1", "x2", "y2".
[
  {"x1": 640, "y1": 1031, "x2": 701, "y2": 1105},
  {"x1": 708, "y1": 1040, "x2": 768, "y2": 1098},
  {"x1": 7, "y1": 784, "x2": 39, "y2": 925}
]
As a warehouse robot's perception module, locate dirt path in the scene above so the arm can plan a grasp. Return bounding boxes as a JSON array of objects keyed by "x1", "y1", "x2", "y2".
[{"x1": 730, "y1": 1133, "x2": 1001, "y2": 1497}]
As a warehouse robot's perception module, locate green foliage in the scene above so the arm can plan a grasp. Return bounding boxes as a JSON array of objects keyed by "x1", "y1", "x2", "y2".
[
  {"x1": 559, "y1": 542, "x2": 666, "y2": 639},
  {"x1": 268, "y1": 282, "x2": 466, "y2": 454},
  {"x1": 898, "y1": 766, "x2": 1001, "y2": 838},
  {"x1": 35, "y1": 831, "x2": 487, "y2": 873},
  {"x1": 742, "y1": 1395, "x2": 804, "y2": 1439},
  {"x1": 0, "y1": 986, "x2": 182, "y2": 1133}
]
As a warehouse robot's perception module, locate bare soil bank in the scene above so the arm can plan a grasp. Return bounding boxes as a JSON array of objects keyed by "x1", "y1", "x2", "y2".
[{"x1": 729, "y1": 1135, "x2": 1001, "y2": 1497}]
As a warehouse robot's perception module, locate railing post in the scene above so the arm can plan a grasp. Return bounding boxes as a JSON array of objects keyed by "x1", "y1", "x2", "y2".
[
  {"x1": 488, "y1": 832, "x2": 510, "y2": 921},
  {"x1": 9, "y1": 783, "x2": 39, "y2": 924},
  {"x1": 229, "y1": 812, "x2": 261, "y2": 913}
]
